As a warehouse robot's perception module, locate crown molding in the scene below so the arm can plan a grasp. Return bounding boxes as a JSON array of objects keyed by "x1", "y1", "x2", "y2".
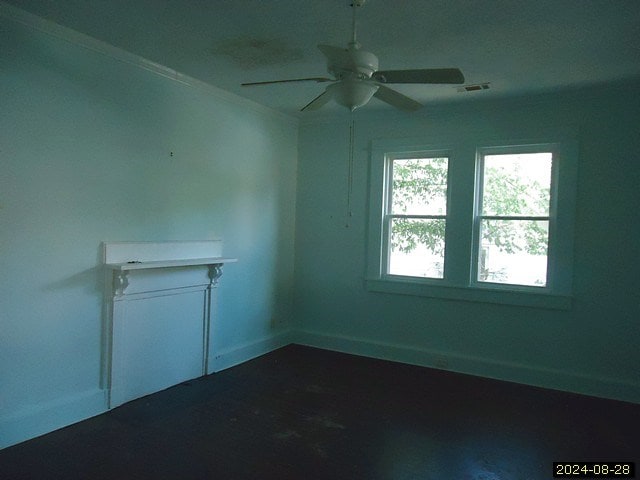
[{"x1": 0, "y1": 1, "x2": 299, "y2": 127}]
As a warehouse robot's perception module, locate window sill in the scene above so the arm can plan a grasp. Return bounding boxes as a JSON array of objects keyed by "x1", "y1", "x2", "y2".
[{"x1": 365, "y1": 277, "x2": 572, "y2": 310}]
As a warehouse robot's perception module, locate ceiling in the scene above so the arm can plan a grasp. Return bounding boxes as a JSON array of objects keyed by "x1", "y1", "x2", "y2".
[{"x1": 5, "y1": 0, "x2": 640, "y2": 117}]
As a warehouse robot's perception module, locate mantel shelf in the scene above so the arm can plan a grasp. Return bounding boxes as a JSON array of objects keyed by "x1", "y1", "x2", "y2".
[{"x1": 106, "y1": 257, "x2": 238, "y2": 272}]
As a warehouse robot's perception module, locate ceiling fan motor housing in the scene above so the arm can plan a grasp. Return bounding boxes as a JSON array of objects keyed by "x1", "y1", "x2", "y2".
[
  {"x1": 242, "y1": 0, "x2": 464, "y2": 112},
  {"x1": 330, "y1": 46, "x2": 379, "y2": 80}
]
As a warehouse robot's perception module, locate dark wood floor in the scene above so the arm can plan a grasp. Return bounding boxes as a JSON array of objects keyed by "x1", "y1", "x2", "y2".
[{"x1": 1, "y1": 345, "x2": 638, "y2": 479}]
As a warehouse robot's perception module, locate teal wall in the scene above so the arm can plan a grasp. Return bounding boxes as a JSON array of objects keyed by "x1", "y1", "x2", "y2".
[
  {"x1": 294, "y1": 83, "x2": 640, "y2": 403},
  {"x1": 0, "y1": 16, "x2": 297, "y2": 447},
  {"x1": 2, "y1": 3, "x2": 639, "y2": 451}
]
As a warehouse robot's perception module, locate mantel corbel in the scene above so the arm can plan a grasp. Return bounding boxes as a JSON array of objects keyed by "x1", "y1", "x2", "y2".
[
  {"x1": 208, "y1": 264, "x2": 224, "y2": 287},
  {"x1": 113, "y1": 270, "x2": 129, "y2": 296}
]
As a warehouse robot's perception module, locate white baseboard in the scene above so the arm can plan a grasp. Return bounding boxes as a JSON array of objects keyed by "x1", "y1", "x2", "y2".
[
  {"x1": 208, "y1": 330, "x2": 295, "y2": 373},
  {"x1": 0, "y1": 388, "x2": 107, "y2": 450},
  {"x1": 0, "y1": 332, "x2": 294, "y2": 450},
  {"x1": 295, "y1": 330, "x2": 640, "y2": 404},
  {"x1": 3, "y1": 329, "x2": 636, "y2": 450}
]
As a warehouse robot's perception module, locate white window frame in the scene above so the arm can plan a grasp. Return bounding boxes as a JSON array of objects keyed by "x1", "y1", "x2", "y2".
[
  {"x1": 382, "y1": 151, "x2": 451, "y2": 281},
  {"x1": 472, "y1": 145, "x2": 557, "y2": 291},
  {"x1": 366, "y1": 137, "x2": 577, "y2": 310}
]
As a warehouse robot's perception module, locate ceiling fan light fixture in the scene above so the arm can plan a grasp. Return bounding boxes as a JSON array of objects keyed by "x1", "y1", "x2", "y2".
[
  {"x1": 329, "y1": 78, "x2": 379, "y2": 111},
  {"x1": 241, "y1": 1, "x2": 465, "y2": 112}
]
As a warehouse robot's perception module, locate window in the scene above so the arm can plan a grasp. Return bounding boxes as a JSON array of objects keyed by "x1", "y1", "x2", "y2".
[
  {"x1": 385, "y1": 155, "x2": 449, "y2": 279},
  {"x1": 474, "y1": 150, "x2": 553, "y2": 287},
  {"x1": 367, "y1": 138, "x2": 577, "y2": 309}
]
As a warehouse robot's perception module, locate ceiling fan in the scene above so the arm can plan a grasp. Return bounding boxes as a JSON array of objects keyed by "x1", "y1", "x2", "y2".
[{"x1": 241, "y1": 0, "x2": 465, "y2": 112}]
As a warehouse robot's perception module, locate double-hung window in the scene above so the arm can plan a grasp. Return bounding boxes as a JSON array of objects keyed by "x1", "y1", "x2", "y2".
[
  {"x1": 473, "y1": 148, "x2": 553, "y2": 288},
  {"x1": 385, "y1": 154, "x2": 449, "y2": 279},
  {"x1": 367, "y1": 138, "x2": 577, "y2": 309}
]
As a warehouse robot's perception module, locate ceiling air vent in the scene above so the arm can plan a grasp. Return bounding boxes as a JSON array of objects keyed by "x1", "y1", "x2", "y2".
[{"x1": 457, "y1": 82, "x2": 490, "y2": 93}]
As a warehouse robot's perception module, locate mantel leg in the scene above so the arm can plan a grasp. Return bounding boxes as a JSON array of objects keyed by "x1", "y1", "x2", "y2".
[{"x1": 204, "y1": 264, "x2": 223, "y2": 374}]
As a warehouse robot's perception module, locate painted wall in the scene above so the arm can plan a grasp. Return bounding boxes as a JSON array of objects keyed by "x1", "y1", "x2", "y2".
[
  {"x1": 2, "y1": 2, "x2": 639, "y2": 452},
  {"x1": 294, "y1": 83, "x2": 640, "y2": 403},
  {"x1": 0, "y1": 15, "x2": 297, "y2": 447}
]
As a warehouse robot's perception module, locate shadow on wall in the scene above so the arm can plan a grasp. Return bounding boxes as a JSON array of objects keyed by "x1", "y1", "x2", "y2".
[{"x1": 42, "y1": 266, "x2": 104, "y2": 295}]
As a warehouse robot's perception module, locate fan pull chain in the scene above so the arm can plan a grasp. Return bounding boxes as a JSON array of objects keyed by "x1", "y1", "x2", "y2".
[{"x1": 346, "y1": 116, "x2": 355, "y2": 228}]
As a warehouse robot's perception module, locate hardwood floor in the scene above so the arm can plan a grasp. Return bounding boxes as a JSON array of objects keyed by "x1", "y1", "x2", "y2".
[{"x1": 1, "y1": 345, "x2": 638, "y2": 479}]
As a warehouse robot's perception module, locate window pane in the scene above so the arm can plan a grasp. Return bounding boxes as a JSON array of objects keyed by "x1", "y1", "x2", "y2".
[
  {"x1": 391, "y1": 157, "x2": 448, "y2": 215},
  {"x1": 389, "y1": 218, "x2": 445, "y2": 278},
  {"x1": 478, "y1": 219, "x2": 549, "y2": 286},
  {"x1": 482, "y1": 153, "x2": 552, "y2": 216}
]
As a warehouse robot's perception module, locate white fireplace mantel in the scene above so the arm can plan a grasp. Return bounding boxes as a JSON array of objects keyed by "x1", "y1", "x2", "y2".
[
  {"x1": 103, "y1": 241, "x2": 236, "y2": 408},
  {"x1": 106, "y1": 257, "x2": 237, "y2": 296},
  {"x1": 107, "y1": 257, "x2": 237, "y2": 271}
]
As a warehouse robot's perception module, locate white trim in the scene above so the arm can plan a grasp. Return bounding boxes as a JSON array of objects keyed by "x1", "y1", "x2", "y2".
[
  {"x1": 0, "y1": 1, "x2": 298, "y2": 127},
  {"x1": 472, "y1": 145, "x2": 556, "y2": 291},
  {"x1": 208, "y1": 331, "x2": 295, "y2": 372},
  {"x1": 2, "y1": 333, "x2": 637, "y2": 450},
  {"x1": 295, "y1": 331, "x2": 640, "y2": 404},
  {"x1": 103, "y1": 240, "x2": 224, "y2": 264},
  {"x1": 383, "y1": 152, "x2": 451, "y2": 280},
  {"x1": 0, "y1": 388, "x2": 107, "y2": 449},
  {"x1": 365, "y1": 277, "x2": 572, "y2": 309},
  {"x1": 366, "y1": 135, "x2": 577, "y2": 307},
  {"x1": 0, "y1": 331, "x2": 295, "y2": 449}
]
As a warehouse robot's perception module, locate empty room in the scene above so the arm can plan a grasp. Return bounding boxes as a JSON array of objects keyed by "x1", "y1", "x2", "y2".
[{"x1": 1, "y1": 1, "x2": 639, "y2": 478}]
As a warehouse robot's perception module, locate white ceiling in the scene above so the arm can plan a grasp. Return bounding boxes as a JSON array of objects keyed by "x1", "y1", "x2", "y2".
[{"x1": 6, "y1": 0, "x2": 640, "y2": 117}]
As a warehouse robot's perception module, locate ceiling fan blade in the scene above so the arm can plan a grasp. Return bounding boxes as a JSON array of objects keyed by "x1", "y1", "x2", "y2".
[
  {"x1": 373, "y1": 85, "x2": 422, "y2": 111},
  {"x1": 373, "y1": 68, "x2": 465, "y2": 84},
  {"x1": 242, "y1": 77, "x2": 332, "y2": 86},
  {"x1": 301, "y1": 89, "x2": 334, "y2": 111}
]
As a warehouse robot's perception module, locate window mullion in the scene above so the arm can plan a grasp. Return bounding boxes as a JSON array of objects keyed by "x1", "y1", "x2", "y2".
[
  {"x1": 442, "y1": 145, "x2": 476, "y2": 286},
  {"x1": 470, "y1": 152, "x2": 485, "y2": 286},
  {"x1": 380, "y1": 157, "x2": 395, "y2": 277}
]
